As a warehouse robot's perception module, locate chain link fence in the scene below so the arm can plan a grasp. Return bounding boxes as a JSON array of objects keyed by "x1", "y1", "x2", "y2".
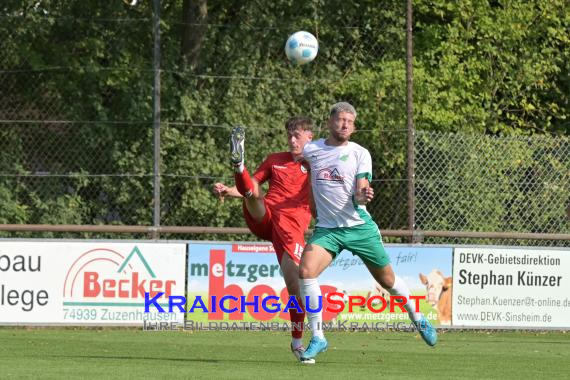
[
  {"x1": 415, "y1": 131, "x2": 569, "y2": 246},
  {"x1": 1, "y1": 2, "x2": 568, "y2": 246}
]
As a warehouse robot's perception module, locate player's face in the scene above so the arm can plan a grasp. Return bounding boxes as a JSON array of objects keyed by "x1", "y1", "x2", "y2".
[
  {"x1": 287, "y1": 128, "x2": 313, "y2": 156},
  {"x1": 328, "y1": 111, "x2": 356, "y2": 143}
]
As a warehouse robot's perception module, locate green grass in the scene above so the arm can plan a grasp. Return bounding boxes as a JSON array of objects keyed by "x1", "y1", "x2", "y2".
[{"x1": 0, "y1": 328, "x2": 569, "y2": 379}]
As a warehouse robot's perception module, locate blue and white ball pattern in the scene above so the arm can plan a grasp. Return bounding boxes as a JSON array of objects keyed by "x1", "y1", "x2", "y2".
[{"x1": 285, "y1": 31, "x2": 318, "y2": 65}]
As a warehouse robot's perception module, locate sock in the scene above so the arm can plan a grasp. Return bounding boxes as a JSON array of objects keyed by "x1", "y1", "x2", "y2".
[
  {"x1": 289, "y1": 302, "x2": 305, "y2": 340},
  {"x1": 234, "y1": 167, "x2": 253, "y2": 198},
  {"x1": 300, "y1": 278, "x2": 324, "y2": 338},
  {"x1": 291, "y1": 338, "x2": 304, "y2": 350},
  {"x1": 388, "y1": 275, "x2": 423, "y2": 322}
]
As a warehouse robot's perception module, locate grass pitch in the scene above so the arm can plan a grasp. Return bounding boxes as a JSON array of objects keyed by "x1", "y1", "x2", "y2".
[{"x1": 0, "y1": 328, "x2": 569, "y2": 379}]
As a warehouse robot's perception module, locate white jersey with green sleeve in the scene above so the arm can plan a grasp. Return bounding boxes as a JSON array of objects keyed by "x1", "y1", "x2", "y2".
[{"x1": 303, "y1": 138, "x2": 373, "y2": 228}]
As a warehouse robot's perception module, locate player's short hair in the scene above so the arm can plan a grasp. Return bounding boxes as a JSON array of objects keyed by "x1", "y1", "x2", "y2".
[
  {"x1": 329, "y1": 102, "x2": 357, "y2": 118},
  {"x1": 285, "y1": 116, "x2": 314, "y2": 133}
]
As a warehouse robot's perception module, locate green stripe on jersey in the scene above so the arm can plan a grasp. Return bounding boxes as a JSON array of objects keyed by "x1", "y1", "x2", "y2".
[{"x1": 356, "y1": 172, "x2": 372, "y2": 181}]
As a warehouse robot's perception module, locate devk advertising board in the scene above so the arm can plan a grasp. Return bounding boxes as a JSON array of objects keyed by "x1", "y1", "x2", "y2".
[{"x1": 453, "y1": 247, "x2": 570, "y2": 328}]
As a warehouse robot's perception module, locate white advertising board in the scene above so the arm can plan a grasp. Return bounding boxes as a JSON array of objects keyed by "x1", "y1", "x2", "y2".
[
  {"x1": 453, "y1": 247, "x2": 570, "y2": 328},
  {"x1": 0, "y1": 242, "x2": 186, "y2": 325}
]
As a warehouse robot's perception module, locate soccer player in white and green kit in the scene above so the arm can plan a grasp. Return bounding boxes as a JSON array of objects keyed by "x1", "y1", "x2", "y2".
[{"x1": 298, "y1": 102, "x2": 437, "y2": 363}]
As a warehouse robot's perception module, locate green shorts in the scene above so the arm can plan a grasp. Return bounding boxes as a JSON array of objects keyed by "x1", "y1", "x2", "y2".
[{"x1": 307, "y1": 219, "x2": 390, "y2": 268}]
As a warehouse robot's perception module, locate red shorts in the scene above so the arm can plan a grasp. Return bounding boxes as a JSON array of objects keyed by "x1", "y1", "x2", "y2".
[{"x1": 243, "y1": 202, "x2": 310, "y2": 265}]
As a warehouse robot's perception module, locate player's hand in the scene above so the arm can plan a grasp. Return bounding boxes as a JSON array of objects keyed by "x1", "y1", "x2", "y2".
[
  {"x1": 213, "y1": 182, "x2": 229, "y2": 202},
  {"x1": 356, "y1": 187, "x2": 374, "y2": 204}
]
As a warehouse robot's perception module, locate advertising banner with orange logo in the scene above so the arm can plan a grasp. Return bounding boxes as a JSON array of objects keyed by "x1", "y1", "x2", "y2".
[{"x1": 0, "y1": 242, "x2": 186, "y2": 325}]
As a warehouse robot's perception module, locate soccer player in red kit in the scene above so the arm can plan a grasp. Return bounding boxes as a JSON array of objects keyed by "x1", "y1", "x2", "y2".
[{"x1": 213, "y1": 116, "x2": 314, "y2": 362}]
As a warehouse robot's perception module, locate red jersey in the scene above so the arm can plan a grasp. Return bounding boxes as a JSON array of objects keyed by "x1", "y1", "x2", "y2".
[
  {"x1": 244, "y1": 152, "x2": 311, "y2": 263},
  {"x1": 253, "y1": 152, "x2": 310, "y2": 214}
]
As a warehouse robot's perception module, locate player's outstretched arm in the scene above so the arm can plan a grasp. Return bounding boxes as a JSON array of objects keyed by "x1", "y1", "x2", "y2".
[{"x1": 213, "y1": 182, "x2": 243, "y2": 202}]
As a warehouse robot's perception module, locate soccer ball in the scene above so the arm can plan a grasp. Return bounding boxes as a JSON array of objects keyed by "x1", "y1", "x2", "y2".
[{"x1": 285, "y1": 31, "x2": 318, "y2": 65}]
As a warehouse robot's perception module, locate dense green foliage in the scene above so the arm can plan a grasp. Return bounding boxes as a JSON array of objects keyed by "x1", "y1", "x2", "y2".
[{"x1": 0, "y1": 0, "x2": 568, "y2": 239}]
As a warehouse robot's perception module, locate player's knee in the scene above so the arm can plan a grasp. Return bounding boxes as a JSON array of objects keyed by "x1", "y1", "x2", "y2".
[
  {"x1": 249, "y1": 191, "x2": 262, "y2": 200},
  {"x1": 379, "y1": 278, "x2": 394, "y2": 289},
  {"x1": 298, "y1": 265, "x2": 315, "y2": 279},
  {"x1": 378, "y1": 273, "x2": 395, "y2": 289}
]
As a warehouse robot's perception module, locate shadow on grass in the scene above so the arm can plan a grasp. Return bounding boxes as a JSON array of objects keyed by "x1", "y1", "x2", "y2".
[
  {"x1": 44, "y1": 354, "x2": 352, "y2": 365},
  {"x1": 45, "y1": 354, "x2": 220, "y2": 364}
]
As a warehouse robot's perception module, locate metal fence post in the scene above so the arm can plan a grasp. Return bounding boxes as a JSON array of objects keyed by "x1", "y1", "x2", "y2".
[
  {"x1": 406, "y1": 0, "x2": 416, "y2": 243},
  {"x1": 152, "y1": 0, "x2": 162, "y2": 239}
]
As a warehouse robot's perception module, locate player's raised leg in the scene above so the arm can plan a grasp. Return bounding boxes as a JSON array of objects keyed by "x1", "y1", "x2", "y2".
[
  {"x1": 229, "y1": 126, "x2": 266, "y2": 221},
  {"x1": 230, "y1": 126, "x2": 252, "y2": 195},
  {"x1": 230, "y1": 125, "x2": 245, "y2": 168},
  {"x1": 367, "y1": 263, "x2": 437, "y2": 346},
  {"x1": 298, "y1": 243, "x2": 333, "y2": 363}
]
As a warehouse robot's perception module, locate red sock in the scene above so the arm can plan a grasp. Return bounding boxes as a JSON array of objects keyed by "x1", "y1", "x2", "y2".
[
  {"x1": 234, "y1": 168, "x2": 254, "y2": 197},
  {"x1": 290, "y1": 305, "x2": 305, "y2": 339}
]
